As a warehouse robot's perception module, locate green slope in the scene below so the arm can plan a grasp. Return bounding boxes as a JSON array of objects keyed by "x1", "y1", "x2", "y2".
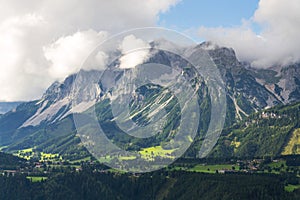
[{"x1": 210, "y1": 102, "x2": 300, "y2": 158}]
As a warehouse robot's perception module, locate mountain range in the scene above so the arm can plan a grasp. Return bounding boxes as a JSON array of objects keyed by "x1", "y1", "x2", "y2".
[{"x1": 0, "y1": 41, "x2": 300, "y2": 161}]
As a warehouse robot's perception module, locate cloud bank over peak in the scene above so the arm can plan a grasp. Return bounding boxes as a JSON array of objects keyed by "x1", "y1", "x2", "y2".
[
  {"x1": 198, "y1": 0, "x2": 300, "y2": 68},
  {"x1": 0, "y1": 0, "x2": 180, "y2": 101},
  {"x1": 44, "y1": 30, "x2": 109, "y2": 79},
  {"x1": 119, "y1": 35, "x2": 151, "y2": 69}
]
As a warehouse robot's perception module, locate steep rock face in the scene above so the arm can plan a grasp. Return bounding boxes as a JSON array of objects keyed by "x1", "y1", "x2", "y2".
[
  {"x1": 17, "y1": 43, "x2": 299, "y2": 128},
  {"x1": 277, "y1": 64, "x2": 300, "y2": 102},
  {"x1": 19, "y1": 47, "x2": 200, "y2": 128},
  {"x1": 197, "y1": 43, "x2": 281, "y2": 124},
  {"x1": 20, "y1": 71, "x2": 103, "y2": 128},
  {"x1": 249, "y1": 63, "x2": 300, "y2": 104}
]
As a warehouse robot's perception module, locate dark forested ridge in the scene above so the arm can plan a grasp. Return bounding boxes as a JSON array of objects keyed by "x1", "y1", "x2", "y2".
[
  {"x1": 0, "y1": 170, "x2": 300, "y2": 200},
  {"x1": 0, "y1": 152, "x2": 26, "y2": 169}
]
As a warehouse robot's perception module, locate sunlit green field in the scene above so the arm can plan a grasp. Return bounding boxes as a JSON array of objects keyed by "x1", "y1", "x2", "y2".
[
  {"x1": 13, "y1": 148, "x2": 62, "y2": 162},
  {"x1": 285, "y1": 184, "x2": 300, "y2": 192},
  {"x1": 282, "y1": 128, "x2": 300, "y2": 155},
  {"x1": 40, "y1": 152, "x2": 61, "y2": 162},
  {"x1": 26, "y1": 176, "x2": 48, "y2": 182},
  {"x1": 188, "y1": 164, "x2": 240, "y2": 173},
  {"x1": 95, "y1": 145, "x2": 176, "y2": 163},
  {"x1": 139, "y1": 146, "x2": 175, "y2": 161},
  {"x1": 14, "y1": 148, "x2": 34, "y2": 160}
]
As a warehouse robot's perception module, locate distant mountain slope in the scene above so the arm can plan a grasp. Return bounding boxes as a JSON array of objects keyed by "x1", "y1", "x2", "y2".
[{"x1": 0, "y1": 102, "x2": 23, "y2": 114}]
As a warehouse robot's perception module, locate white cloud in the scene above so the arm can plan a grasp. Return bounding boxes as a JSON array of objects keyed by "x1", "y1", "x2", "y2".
[
  {"x1": 92, "y1": 51, "x2": 109, "y2": 70},
  {"x1": 0, "y1": 14, "x2": 51, "y2": 101},
  {"x1": 119, "y1": 35, "x2": 151, "y2": 69},
  {"x1": 0, "y1": 0, "x2": 179, "y2": 101},
  {"x1": 198, "y1": 0, "x2": 300, "y2": 68},
  {"x1": 44, "y1": 30, "x2": 108, "y2": 79}
]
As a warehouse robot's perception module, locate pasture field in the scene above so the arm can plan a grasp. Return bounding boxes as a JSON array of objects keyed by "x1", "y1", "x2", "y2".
[
  {"x1": 26, "y1": 176, "x2": 48, "y2": 182},
  {"x1": 139, "y1": 146, "x2": 175, "y2": 161},
  {"x1": 40, "y1": 152, "x2": 61, "y2": 162},
  {"x1": 14, "y1": 148, "x2": 34, "y2": 160},
  {"x1": 188, "y1": 164, "x2": 240, "y2": 173},
  {"x1": 285, "y1": 184, "x2": 300, "y2": 192}
]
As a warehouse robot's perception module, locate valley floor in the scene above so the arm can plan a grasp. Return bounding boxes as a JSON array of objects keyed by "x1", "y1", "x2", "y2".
[{"x1": 1, "y1": 153, "x2": 300, "y2": 199}]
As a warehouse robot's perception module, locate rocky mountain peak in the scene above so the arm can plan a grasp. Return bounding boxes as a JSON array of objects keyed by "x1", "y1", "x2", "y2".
[{"x1": 43, "y1": 74, "x2": 75, "y2": 103}]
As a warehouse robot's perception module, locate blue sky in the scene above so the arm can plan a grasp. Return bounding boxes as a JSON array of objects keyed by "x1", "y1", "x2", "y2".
[
  {"x1": 159, "y1": 0, "x2": 260, "y2": 31},
  {"x1": 158, "y1": 0, "x2": 300, "y2": 70}
]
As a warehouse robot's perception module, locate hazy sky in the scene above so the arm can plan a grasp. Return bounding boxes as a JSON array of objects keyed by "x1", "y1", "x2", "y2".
[{"x1": 0, "y1": 0, "x2": 299, "y2": 101}]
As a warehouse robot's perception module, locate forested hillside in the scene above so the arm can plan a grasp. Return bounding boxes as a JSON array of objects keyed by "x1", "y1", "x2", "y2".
[
  {"x1": 210, "y1": 102, "x2": 300, "y2": 158},
  {"x1": 1, "y1": 170, "x2": 299, "y2": 200}
]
